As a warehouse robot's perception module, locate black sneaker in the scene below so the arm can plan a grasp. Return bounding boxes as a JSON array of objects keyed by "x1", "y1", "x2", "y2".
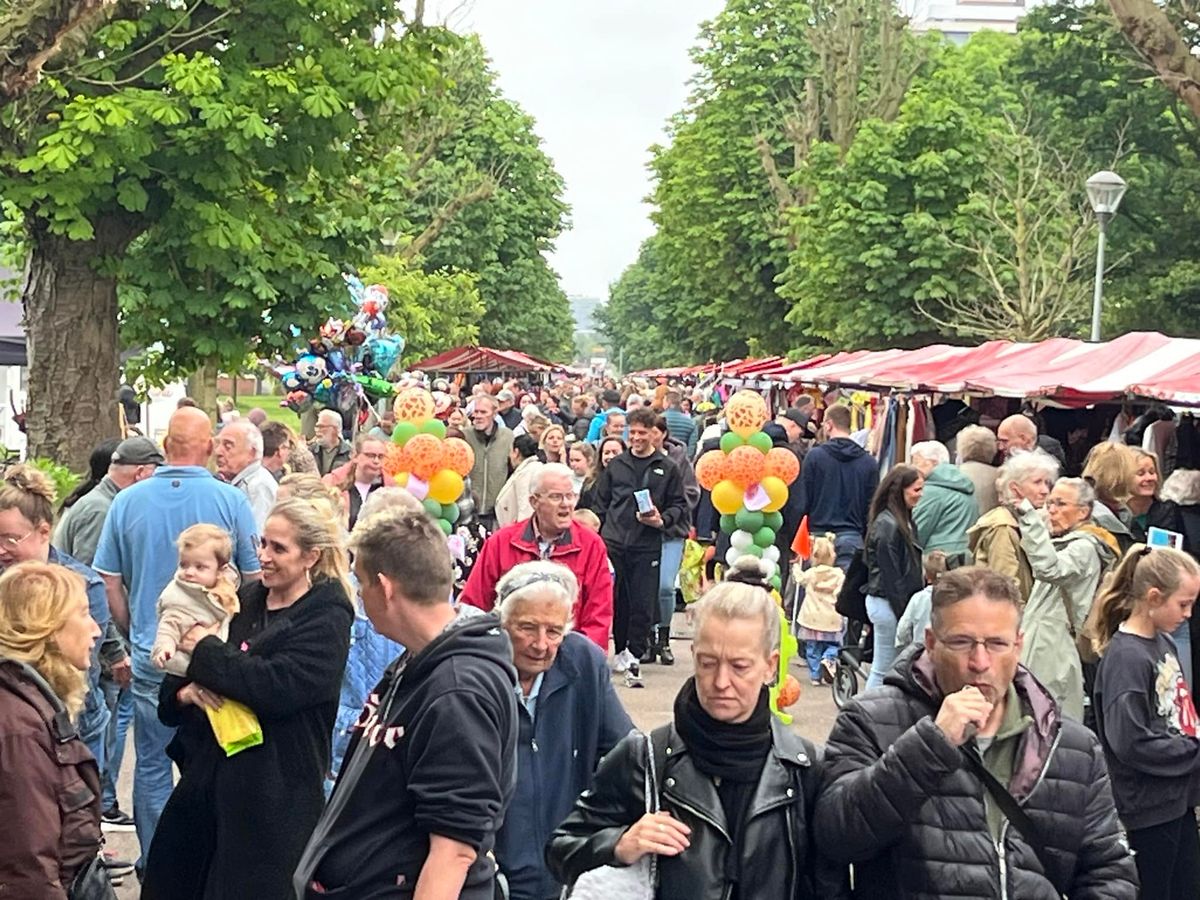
[
  {"x1": 659, "y1": 644, "x2": 675, "y2": 666},
  {"x1": 101, "y1": 805, "x2": 136, "y2": 832}
]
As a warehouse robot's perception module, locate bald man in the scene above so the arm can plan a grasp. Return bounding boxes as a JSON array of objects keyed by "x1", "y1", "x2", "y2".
[
  {"x1": 93, "y1": 407, "x2": 261, "y2": 869},
  {"x1": 997, "y1": 413, "x2": 1067, "y2": 469}
]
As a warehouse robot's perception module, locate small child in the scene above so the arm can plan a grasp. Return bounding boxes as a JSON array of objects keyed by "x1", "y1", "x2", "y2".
[
  {"x1": 152, "y1": 524, "x2": 241, "y2": 677},
  {"x1": 794, "y1": 535, "x2": 845, "y2": 685},
  {"x1": 572, "y1": 508, "x2": 601, "y2": 533},
  {"x1": 1093, "y1": 545, "x2": 1200, "y2": 898},
  {"x1": 895, "y1": 550, "x2": 948, "y2": 650}
]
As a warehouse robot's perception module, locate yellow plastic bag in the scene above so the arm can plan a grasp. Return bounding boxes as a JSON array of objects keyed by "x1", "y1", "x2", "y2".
[
  {"x1": 205, "y1": 699, "x2": 263, "y2": 757},
  {"x1": 679, "y1": 539, "x2": 707, "y2": 604}
]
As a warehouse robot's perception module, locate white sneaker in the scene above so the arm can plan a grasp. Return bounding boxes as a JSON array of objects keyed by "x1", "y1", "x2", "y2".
[
  {"x1": 624, "y1": 660, "x2": 644, "y2": 688},
  {"x1": 613, "y1": 650, "x2": 629, "y2": 674}
]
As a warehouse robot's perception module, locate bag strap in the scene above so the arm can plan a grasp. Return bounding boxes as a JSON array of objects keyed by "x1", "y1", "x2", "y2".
[
  {"x1": 960, "y1": 746, "x2": 1057, "y2": 878},
  {"x1": 643, "y1": 730, "x2": 660, "y2": 887}
]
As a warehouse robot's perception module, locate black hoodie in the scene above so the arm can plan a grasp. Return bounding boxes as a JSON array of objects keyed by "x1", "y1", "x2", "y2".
[{"x1": 300, "y1": 611, "x2": 518, "y2": 899}]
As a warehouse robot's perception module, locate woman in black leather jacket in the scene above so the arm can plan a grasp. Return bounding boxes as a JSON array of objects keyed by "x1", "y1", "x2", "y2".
[{"x1": 545, "y1": 557, "x2": 847, "y2": 900}]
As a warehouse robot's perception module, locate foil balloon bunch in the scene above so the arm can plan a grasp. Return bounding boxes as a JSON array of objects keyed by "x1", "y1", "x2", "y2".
[{"x1": 382, "y1": 388, "x2": 475, "y2": 535}]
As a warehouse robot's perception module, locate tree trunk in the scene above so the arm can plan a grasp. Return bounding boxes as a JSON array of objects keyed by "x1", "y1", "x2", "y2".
[
  {"x1": 1108, "y1": 0, "x2": 1200, "y2": 121},
  {"x1": 188, "y1": 360, "x2": 220, "y2": 421},
  {"x1": 22, "y1": 218, "x2": 138, "y2": 471},
  {"x1": 0, "y1": 0, "x2": 119, "y2": 100}
]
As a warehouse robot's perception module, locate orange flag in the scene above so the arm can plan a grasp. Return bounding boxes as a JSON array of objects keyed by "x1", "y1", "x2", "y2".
[{"x1": 791, "y1": 515, "x2": 811, "y2": 560}]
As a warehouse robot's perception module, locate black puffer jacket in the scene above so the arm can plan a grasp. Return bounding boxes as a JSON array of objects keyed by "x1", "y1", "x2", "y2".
[
  {"x1": 814, "y1": 646, "x2": 1137, "y2": 899},
  {"x1": 863, "y1": 509, "x2": 922, "y2": 617},
  {"x1": 546, "y1": 718, "x2": 848, "y2": 900}
]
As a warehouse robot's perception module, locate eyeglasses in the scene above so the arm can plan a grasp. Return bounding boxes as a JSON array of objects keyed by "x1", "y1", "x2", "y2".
[
  {"x1": 936, "y1": 634, "x2": 1016, "y2": 655},
  {"x1": 514, "y1": 622, "x2": 566, "y2": 642},
  {"x1": 536, "y1": 492, "x2": 578, "y2": 504},
  {"x1": 360, "y1": 452, "x2": 386, "y2": 461},
  {"x1": 0, "y1": 530, "x2": 36, "y2": 549}
]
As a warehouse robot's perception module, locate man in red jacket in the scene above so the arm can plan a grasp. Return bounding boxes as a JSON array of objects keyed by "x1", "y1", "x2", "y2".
[{"x1": 460, "y1": 463, "x2": 613, "y2": 648}]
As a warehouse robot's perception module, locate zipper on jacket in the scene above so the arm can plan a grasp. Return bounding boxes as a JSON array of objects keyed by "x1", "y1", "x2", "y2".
[
  {"x1": 667, "y1": 794, "x2": 730, "y2": 842},
  {"x1": 997, "y1": 828, "x2": 1009, "y2": 900},
  {"x1": 1022, "y1": 729, "x2": 1062, "y2": 808},
  {"x1": 531, "y1": 738, "x2": 539, "y2": 753}
]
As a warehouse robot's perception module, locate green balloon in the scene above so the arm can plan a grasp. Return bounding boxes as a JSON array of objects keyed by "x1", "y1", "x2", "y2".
[
  {"x1": 748, "y1": 432, "x2": 773, "y2": 453},
  {"x1": 770, "y1": 575, "x2": 782, "y2": 591},
  {"x1": 420, "y1": 419, "x2": 447, "y2": 439},
  {"x1": 735, "y1": 508, "x2": 764, "y2": 533},
  {"x1": 763, "y1": 511, "x2": 784, "y2": 532},
  {"x1": 719, "y1": 514, "x2": 737, "y2": 533},
  {"x1": 743, "y1": 543, "x2": 764, "y2": 558},
  {"x1": 437, "y1": 518, "x2": 452, "y2": 536},
  {"x1": 441, "y1": 502, "x2": 460, "y2": 524},
  {"x1": 753, "y1": 526, "x2": 776, "y2": 548},
  {"x1": 392, "y1": 421, "x2": 419, "y2": 445},
  {"x1": 719, "y1": 432, "x2": 745, "y2": 453},
  {"x1": 422, "y1": 498, "x2": 442, "y2": 518}
]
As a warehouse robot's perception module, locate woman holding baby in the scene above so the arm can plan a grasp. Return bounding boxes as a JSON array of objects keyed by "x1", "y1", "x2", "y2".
[{"x1": 141, "y1": 497, "x2": 353, "y2": 899}]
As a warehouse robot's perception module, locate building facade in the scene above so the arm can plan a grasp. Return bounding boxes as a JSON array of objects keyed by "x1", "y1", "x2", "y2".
[{"x1": 900, "y1": 0, "x2": 1046, "y2": 41}]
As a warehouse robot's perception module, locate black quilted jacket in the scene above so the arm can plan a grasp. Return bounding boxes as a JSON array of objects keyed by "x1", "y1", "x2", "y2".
[{"x1": 814, "y1": 646, "x2": 1138, "y2": 899}]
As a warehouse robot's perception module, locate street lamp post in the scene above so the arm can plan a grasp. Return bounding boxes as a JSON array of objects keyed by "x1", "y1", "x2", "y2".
[{"x1": 1085, "y1": 170, "x2": 1127, "y2": 342}]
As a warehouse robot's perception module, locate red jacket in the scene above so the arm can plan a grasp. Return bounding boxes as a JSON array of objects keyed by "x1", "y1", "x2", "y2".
[{"x1": 460, "y1": 519, "x2": 613, "y2": 649}]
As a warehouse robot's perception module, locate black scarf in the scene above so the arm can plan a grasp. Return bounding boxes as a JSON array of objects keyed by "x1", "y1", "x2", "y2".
[{"x1": 673, "y1": 676, "x2": 772, "y2": 782}]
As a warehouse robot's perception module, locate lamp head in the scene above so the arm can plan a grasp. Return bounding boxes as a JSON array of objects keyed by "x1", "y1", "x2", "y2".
[{"x1": 1086, "y1": 170, "x2": 1127, "y2": 217}]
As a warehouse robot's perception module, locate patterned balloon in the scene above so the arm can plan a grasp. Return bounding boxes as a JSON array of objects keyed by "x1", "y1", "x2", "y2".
[
  {"x1": 393, "y1": 387, "x2": 436, "y2": 423},
  {"x1": 383, "y1": 444, "x2": 410, "y2": 478},
  {"x1": 725, "y1": 390, "x2": 769, "y2": 439},
  {"x1": 764, "y1": 447, "x2": 800, "y2": 485},
  {"x1": 726, "y1": 445, "x2": 766, "y2": 488},
  {"x1": 441, "y1": 437, "x2": 476, "y2": 478},
  {"x1": 777, "y1": 674, "x2": 802, "y2": 708},
  {"x1": 695, "y1": 450, "x2": 729, "y2": 491},
  {"x1": 404, "y1": 433, "x2": 444, "y2": 481}
]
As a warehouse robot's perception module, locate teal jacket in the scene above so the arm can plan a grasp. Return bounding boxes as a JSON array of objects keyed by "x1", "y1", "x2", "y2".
[{"x1": 913, "y1": 463, "x2": 977, "y2": 556}]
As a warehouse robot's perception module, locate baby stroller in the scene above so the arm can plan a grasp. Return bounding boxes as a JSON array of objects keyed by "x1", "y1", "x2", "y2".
[{"x1": 833, "y1": 619, "x2": 872, "y2": 709}]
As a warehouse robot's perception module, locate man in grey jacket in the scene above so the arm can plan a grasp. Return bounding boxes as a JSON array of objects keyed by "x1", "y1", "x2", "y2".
[
  {"x1": 465, "y1": 393, "x2": 514, "y2": 531},
  {"x1": 815, "y1": 566, "x2": 1137, "y2": 898}
]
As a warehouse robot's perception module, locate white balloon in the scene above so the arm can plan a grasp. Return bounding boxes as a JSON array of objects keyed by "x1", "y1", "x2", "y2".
[
  {"x1": 730, "y1": 530, "x2": 753, "y2": 551},
  {"x1": 762, "y1": 560, "x2": 777, "y2": 580},
  {"x1": 725, "y1": 546, "x2": 741, "y2": 567},
  {"x1": 763, "y1": 545, "x2": 780, "y2": 563}
]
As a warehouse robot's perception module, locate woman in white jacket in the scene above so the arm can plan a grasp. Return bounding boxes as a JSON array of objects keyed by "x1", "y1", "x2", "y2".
[{"x1": 494, "y1": 435, "x2": 545, "y2": 527}]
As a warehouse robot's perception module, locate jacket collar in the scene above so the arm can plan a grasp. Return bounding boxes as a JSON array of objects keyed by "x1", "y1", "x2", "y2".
[
  {"x1": 539, "y1": 634, "x2": 584, "y2": 702},
  {"x1": 517, "y1": 518, "x2": 575, "y2": 551}
]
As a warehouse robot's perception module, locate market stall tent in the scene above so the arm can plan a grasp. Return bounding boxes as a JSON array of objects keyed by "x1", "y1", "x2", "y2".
[{"x1": 409, "y1": 346, "x2": 559, "y2": 376}]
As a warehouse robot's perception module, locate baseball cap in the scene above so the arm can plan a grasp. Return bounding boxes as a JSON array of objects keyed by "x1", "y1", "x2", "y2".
[
  {"x1": 112, "y1": 436, "x2": 165, "y2": 466},
  {"x1": 777, "y1": 408, "x2": 816, "y2": 437}
]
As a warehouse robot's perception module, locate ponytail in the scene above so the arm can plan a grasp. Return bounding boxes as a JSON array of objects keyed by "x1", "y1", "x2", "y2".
[{"x1": 1091, "y1": 544, "x2": 1200, "y2": 656}]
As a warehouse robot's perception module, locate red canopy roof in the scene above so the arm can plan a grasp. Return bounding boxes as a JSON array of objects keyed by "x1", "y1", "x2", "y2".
[{"x1": 409, "y1": 346, "x2": 558, "y2": 374}]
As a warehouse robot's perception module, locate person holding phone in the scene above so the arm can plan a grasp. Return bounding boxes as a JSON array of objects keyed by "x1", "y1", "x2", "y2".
[{"x1": 593, "y1": 408, "x2": 689, "y2": 687}]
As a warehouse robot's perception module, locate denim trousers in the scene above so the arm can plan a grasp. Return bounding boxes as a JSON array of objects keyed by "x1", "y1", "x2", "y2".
[
  {"x1": 131, "y1": 653, "x2": 178, "y2": 868},
  {"x1": 865, "y1": 594, "x2": 898, "y2": 690},
  {"x1": 803, "y1": 640, "x2": 839, "y2": 680},
  {"x1": 657, "y1": 538, "x2": 685, "y2": 635},
  {"x1": 100, "y1": 674, "x2": 135, "y2": 810},
  {"x1": 1172, "y1": 620, "x2": 1193, "y2": 688}
]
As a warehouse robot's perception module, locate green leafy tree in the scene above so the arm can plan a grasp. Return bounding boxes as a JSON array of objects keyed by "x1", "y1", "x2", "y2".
[{"x1": 597, "y1": 236, "x2": 693, "y2": 372}]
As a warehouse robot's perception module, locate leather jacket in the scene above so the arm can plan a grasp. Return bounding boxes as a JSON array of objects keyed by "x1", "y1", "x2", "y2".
[{"x1": 546, "y1": 718, "x2": 848, "y2": 900}]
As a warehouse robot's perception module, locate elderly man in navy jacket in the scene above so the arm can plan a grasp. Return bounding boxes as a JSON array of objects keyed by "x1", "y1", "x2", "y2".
[{"x1": 492, "y1": 560, "x2": 633, "y2": 900}]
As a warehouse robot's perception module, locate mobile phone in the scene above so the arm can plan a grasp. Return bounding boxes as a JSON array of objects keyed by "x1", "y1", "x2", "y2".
[{"x1": 634, "y1": 489, "x2": 653, "y2": 515}]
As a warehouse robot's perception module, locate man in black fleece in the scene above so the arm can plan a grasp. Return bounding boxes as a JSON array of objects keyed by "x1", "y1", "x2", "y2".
[
  {"x1": 595, "y1": 407, "x2": 689, "y2": 683},
  {"x1": 294, "y1": 510, "x2": 518, "y2": 900},
  {"x1": 798, "y1": 404, "x2": 879, "y2": 569}
]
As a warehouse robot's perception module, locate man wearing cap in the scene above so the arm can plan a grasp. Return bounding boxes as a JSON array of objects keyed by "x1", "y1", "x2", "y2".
[
  {"x1": 776, "y1": 408, "x2": 816, "y2": 460},
  {"x1": 585, "y1": 389, "x2": 625, "y2": 443},
  {"x1": 497, "y1": 388, "x2": 522, "y2": 430}
]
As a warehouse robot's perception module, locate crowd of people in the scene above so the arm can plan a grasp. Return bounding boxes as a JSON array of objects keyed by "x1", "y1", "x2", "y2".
[{"x1": 1, "y1": 373, "x2": 1199, "y2": 899}]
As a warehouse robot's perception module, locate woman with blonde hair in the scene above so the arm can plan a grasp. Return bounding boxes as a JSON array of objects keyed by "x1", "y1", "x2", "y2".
[
  {"x1": 142, "y1": 498, "x2": 354, "y2": 899},
  {"x1": 1128, "y1": 450, "x2": 1181, "y2": 544},
  {"x1": 540, "y1": 423, "x2": 568, "y2": 464},
  {"x1": 1082, "y1": 441, "x2": 1138, "y2": 553},
  {"x1": 0, "y1": 562, "x2": 108, "y2": 897}
]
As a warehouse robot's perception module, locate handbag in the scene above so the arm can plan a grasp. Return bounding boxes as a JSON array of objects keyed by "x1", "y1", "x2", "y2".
[
  {"x1": 835, "y1": 547, "x2": 869, "y2": 621},
  {"x1": 562, "y1": 732, "x2": 659, "y2": 900},
  {"x1": 69, "y1": 854, "x2": 118, "y2": 900}
]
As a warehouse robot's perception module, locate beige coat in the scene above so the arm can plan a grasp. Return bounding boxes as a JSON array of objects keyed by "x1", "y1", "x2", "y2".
[
  {"x1": 796, "y1": 564, "x2": 845, "y2": 633},
  {"x1": 967, "y1": 505, "x2": 1033, "y2": 602},
  {"x1": 153, "y1": 577, "x2": 239, "y2": 677},
  {"x1": 494, "y1": 456, "x2": 545, "y2": 528},
  {"x1": 960, "y1": 460, "x2": 999, "y2": 515}
]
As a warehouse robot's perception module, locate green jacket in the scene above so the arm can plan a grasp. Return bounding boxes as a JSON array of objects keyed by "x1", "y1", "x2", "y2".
[
  {"x1": 464, "y1": 423, "x2": 514, "y2": 516},
  {"x1": 913, "y1": 463, "x2": 977, "y2": 556}
]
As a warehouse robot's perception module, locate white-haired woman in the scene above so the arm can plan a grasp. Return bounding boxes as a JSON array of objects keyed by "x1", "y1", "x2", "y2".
[
  {"x1": 492, "y1": 560, "x2": 632, "y2": 900},
  {"x1": 968, "y1": 449, "x2": 1058, "y2": 603},
  {"x1": 547, "y1": 557, "x2": 846, "y2": 899},
  {"x1": 1016, "y1": 478, "x2": 1120, "y2": 720},
  {"x1": 956, "y1": 425, "x2": 999, "y2": 515}
]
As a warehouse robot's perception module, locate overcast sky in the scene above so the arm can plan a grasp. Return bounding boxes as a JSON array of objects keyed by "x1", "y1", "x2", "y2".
[{"x1": 432, "y1": 1, "x2": 726, "y2": 300}]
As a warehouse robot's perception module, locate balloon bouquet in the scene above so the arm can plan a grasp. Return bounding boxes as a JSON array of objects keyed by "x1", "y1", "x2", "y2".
[
  {"x1": 695, "y1": 390, "x2": 803, "y2": 721},
  {"x1": 383, "y1": 387, "x2": 476, "y2": 536},
  {"x1": 275, "y1": 275, "x2": 406, "y2": 415}
]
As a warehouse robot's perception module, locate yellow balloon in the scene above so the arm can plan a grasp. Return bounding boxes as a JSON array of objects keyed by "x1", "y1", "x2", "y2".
[
  {"x1": 394, "y1": 472, "x2": 409, "y2": 487},
  {"x1": 711, "y1": 479, "x2": 744, "y2": 516},
  {"x1": 761, "y1": 476, "x2": 788, "y2": 513},
  {"x1": 427, "y1": 468, "x2": 464, "y2": 505}
]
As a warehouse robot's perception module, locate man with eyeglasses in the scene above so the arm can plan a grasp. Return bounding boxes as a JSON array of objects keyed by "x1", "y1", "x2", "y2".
[
  {"x1": 323, "y1": 434, "x2": 394, "y2": 530},
  {"x1": 309, "y1": 408, "x2": 353, "y2": 477},
  {"x1": 461, "y1": 463, "x2": 613, "y2": 649},
  {"x1": 816, "y1": 566, "x2": 1136, "y2": 898}
]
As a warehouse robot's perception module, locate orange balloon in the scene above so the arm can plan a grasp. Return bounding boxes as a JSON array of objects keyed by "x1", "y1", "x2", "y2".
[
  {"x1": 764, "y1": 447, "x2": 800, "y2": 485},
  {"x1": 695, "y1": 449, "x2": 729, "y2": 491},
  {"x1": 777, "y1": 674, "x2": 801, "y2": 708},
  {"x1": 393, "y1": 387, "x2": 436, "y2": 423},
  {"x1": 725, "y1": 390, "x2": 769, "y2": 439},
  {"x1": 441, "y1": 437, "x2": 476, "y2": 478},
  {"x1": 726, "y1": 444, "x2": 765, "y2": 488},
  {"x1": 404, "y1": 433, "x2": 444, "y2": 481},
  {"x1": 383, "y1": 444, "x2": 411, "y2": 478}
]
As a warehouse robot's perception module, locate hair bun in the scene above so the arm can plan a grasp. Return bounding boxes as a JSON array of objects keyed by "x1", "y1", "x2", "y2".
[
  {"x1": 3, "y1": 465, "x2": 56, "y2": 504},
  {"x1": 726, "y1": 554, "x2": 771, "y2": 588}
]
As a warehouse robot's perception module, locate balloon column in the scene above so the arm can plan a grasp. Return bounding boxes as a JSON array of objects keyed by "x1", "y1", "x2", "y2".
[
  {"x1": 382, "y1": 387, "x2": 475, "y2": 535},
  {"x1": 695, "y1": 389, "x2": 803, "y2": 722}
]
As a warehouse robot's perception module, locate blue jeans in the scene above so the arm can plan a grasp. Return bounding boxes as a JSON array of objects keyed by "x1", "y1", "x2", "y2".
[
  {"x1": 78, "y1": 661, "x2": 110, "y2": 774},
  {"x1": 1173, "y1": 621, "x2": 1193, "y2": 688},
  {"x1": 834, "y1": 531, "x2": 864, "y2": 572},
  {"x1": 101, "y1": 675, "x2": 135, "y2": 810},
  {"x1": 131, "y1": 654, "x2": 177, "y2": 868},
  {"x1": 657, "y1": 538, "x2": 685, "y2": 632},
  {"x1": 804, "y1": 640, "x2": 838, "y2": 681},
  {"x1": 866, "y1": 595, "x2": 898, "y2": 690}
]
